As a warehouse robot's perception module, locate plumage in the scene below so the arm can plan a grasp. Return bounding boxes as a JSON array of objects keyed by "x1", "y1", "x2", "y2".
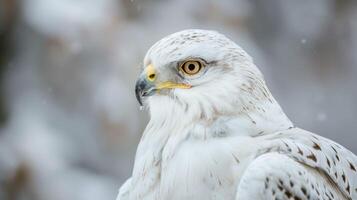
[{"x1": 117, "y1": 29, "x2": 357, "y2": 200}]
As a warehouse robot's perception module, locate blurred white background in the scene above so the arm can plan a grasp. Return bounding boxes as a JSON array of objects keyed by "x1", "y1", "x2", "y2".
[{"x1": 0, "y1": 0, "x2": 356, "y2": 199}]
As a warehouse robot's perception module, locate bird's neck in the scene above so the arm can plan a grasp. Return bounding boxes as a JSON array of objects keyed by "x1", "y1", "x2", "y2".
[
  {"x1": 144, "y1": 93, "x2": 293, "y2": 141},
  {"x1": 224, "y1": 98, "x2": 294, "y2": 137}
]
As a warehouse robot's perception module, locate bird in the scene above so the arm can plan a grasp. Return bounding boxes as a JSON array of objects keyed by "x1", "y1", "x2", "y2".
[{"x1": 117, "y1": 29, "x2": 357, "y2": 200}]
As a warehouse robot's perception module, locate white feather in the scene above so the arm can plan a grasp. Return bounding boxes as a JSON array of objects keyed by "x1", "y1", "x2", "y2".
[{"x1": 117, "y1": 29, "x2": 357, "y2": 200}]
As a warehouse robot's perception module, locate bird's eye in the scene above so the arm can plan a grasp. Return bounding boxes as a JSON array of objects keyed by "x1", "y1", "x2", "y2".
[{"x1": 180, "y1": 60, "x2": 203, "y2": 75}]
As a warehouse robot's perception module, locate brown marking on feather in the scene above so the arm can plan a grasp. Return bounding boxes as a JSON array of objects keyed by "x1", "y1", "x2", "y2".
[
  {"x1": 346, "y1": 183, "x2": 350, "y2": 193},
  {"x1": 335, "y1": 154, "x2": 340, "y2": 161},
  {"x1": 283, "y1": 142, "x2": 289, "y2": 148},
  {"x1": 326, "y1": 157, "x2": 331, "y2": 168},
  {"x1": 329, "y1": 191, "x2": 334, "y2": 198},
  {"x1": 290, "y1": 181, "x2": 294, "y2": 187},
  {"x1": 301, "y1": 187, "x2": 307, "y2": 195},
  {"x1": 349, "y1": 161, "x2": 356, "y2": 172},
  {"x1": 331, "y1": 146, "x2": 338, "y2": 153},
  {"x1": 297, "y1": 147, "x2": 304, "y2": 156},
  {"x1": 312, "y1": 135, "x2": 319, "y2": 140},
  {"x1": 264, "y1": 178, "x2": 269, "y2": 189},
  {"x1": 342, "y1": 172, "x2": 346, "y2": 183},
  {"x1": 278, "y1": 185, "x2": 283, "y2": 191},
  {"x1": 307, "y1": 153, "x2": 317, "y2": 162},
  {"x1": 316, "y1": 189, "x2": 320, "y2": 196},
  {"x1": 231, "y1": 153, "x2": 240, "y2": 164},
  {"x1": 279, "y1": 179, "x2": 283, "y2": 185},
  {"x1": 282, "y1": 142, "x2": 292, "y2": 152},
  {"x1": 285, "y1": 190, "x2": 292, "y2": 198},
  {"x1": 312, "y1": 142, "x2": 321, "y2": 150}
]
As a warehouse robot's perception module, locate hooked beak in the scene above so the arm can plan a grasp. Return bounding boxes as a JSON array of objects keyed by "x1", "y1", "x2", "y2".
[
  {"x1": 135, "y1": 74, "x2": 156, "y2": 106},
  {"x1": 135, "y1": 65, "x2": 191, "y2": 106}
]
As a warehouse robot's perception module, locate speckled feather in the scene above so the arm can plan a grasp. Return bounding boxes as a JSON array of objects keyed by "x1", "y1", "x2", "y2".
[
  {"x1": 253, "y1": 128, "x2": 357, "y2": 200},
  {"x1": 117, "y1": 29, "x2": 357, "y2": 200}
]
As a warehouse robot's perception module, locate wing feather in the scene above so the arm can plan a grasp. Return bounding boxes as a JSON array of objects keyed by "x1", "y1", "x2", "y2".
[{"x1": 258, "y1": 128, "x2": 357, "y2": 200}]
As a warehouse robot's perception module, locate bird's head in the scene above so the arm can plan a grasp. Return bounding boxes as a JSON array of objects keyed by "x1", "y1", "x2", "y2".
[{"x1": 135, "y1": 29, "x2": 286, "y2": 126}]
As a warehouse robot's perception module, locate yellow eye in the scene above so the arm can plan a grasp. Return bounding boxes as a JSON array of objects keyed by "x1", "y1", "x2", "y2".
[{"x1": 180, "y1": 60, "x2": 203, "y2": 75}]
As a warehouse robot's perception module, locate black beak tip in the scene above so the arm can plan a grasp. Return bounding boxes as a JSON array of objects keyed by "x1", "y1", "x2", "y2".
[
  {"x1": 135, "y1": 76, "x2": 156, "y2": 107},
  {"x1": 135, "y1": 85, "x2": 143, "y2": 106}
]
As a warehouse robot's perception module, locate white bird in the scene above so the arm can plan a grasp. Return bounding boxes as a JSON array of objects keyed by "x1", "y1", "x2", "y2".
[{"x1": 117, "y1": 29, "x2": 357, "y2": 200}]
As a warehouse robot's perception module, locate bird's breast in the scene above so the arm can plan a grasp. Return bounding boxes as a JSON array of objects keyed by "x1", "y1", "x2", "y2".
[{"x1": 131, "y1": 134, "x2": 263, "y2": 200}]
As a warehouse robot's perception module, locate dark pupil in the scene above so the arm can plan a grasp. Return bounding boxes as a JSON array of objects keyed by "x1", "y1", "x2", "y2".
[{"x1": 188, "y1": 64, "x2": 196, "y2": 71}]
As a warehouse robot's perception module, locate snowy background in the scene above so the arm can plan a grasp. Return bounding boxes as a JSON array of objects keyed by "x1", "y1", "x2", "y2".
[{"x1": 0, "y1": 0, "x2": 356, "y2": 199}]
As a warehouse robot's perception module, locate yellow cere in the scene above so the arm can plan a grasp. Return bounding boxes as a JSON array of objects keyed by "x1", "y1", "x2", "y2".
[{"x1": 146, "y1": 64, "x2": 156, "y2": 82}]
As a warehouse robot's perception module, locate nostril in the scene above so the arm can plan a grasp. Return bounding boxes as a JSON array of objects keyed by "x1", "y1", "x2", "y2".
[{"x1": 148, "y1": 73, "x2": 156, "y2": 81}]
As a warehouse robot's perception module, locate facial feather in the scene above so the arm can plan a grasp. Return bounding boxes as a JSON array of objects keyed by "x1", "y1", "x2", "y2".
[{"x1": 141, "y1": 29, "x2": 292, "y2": 135}]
